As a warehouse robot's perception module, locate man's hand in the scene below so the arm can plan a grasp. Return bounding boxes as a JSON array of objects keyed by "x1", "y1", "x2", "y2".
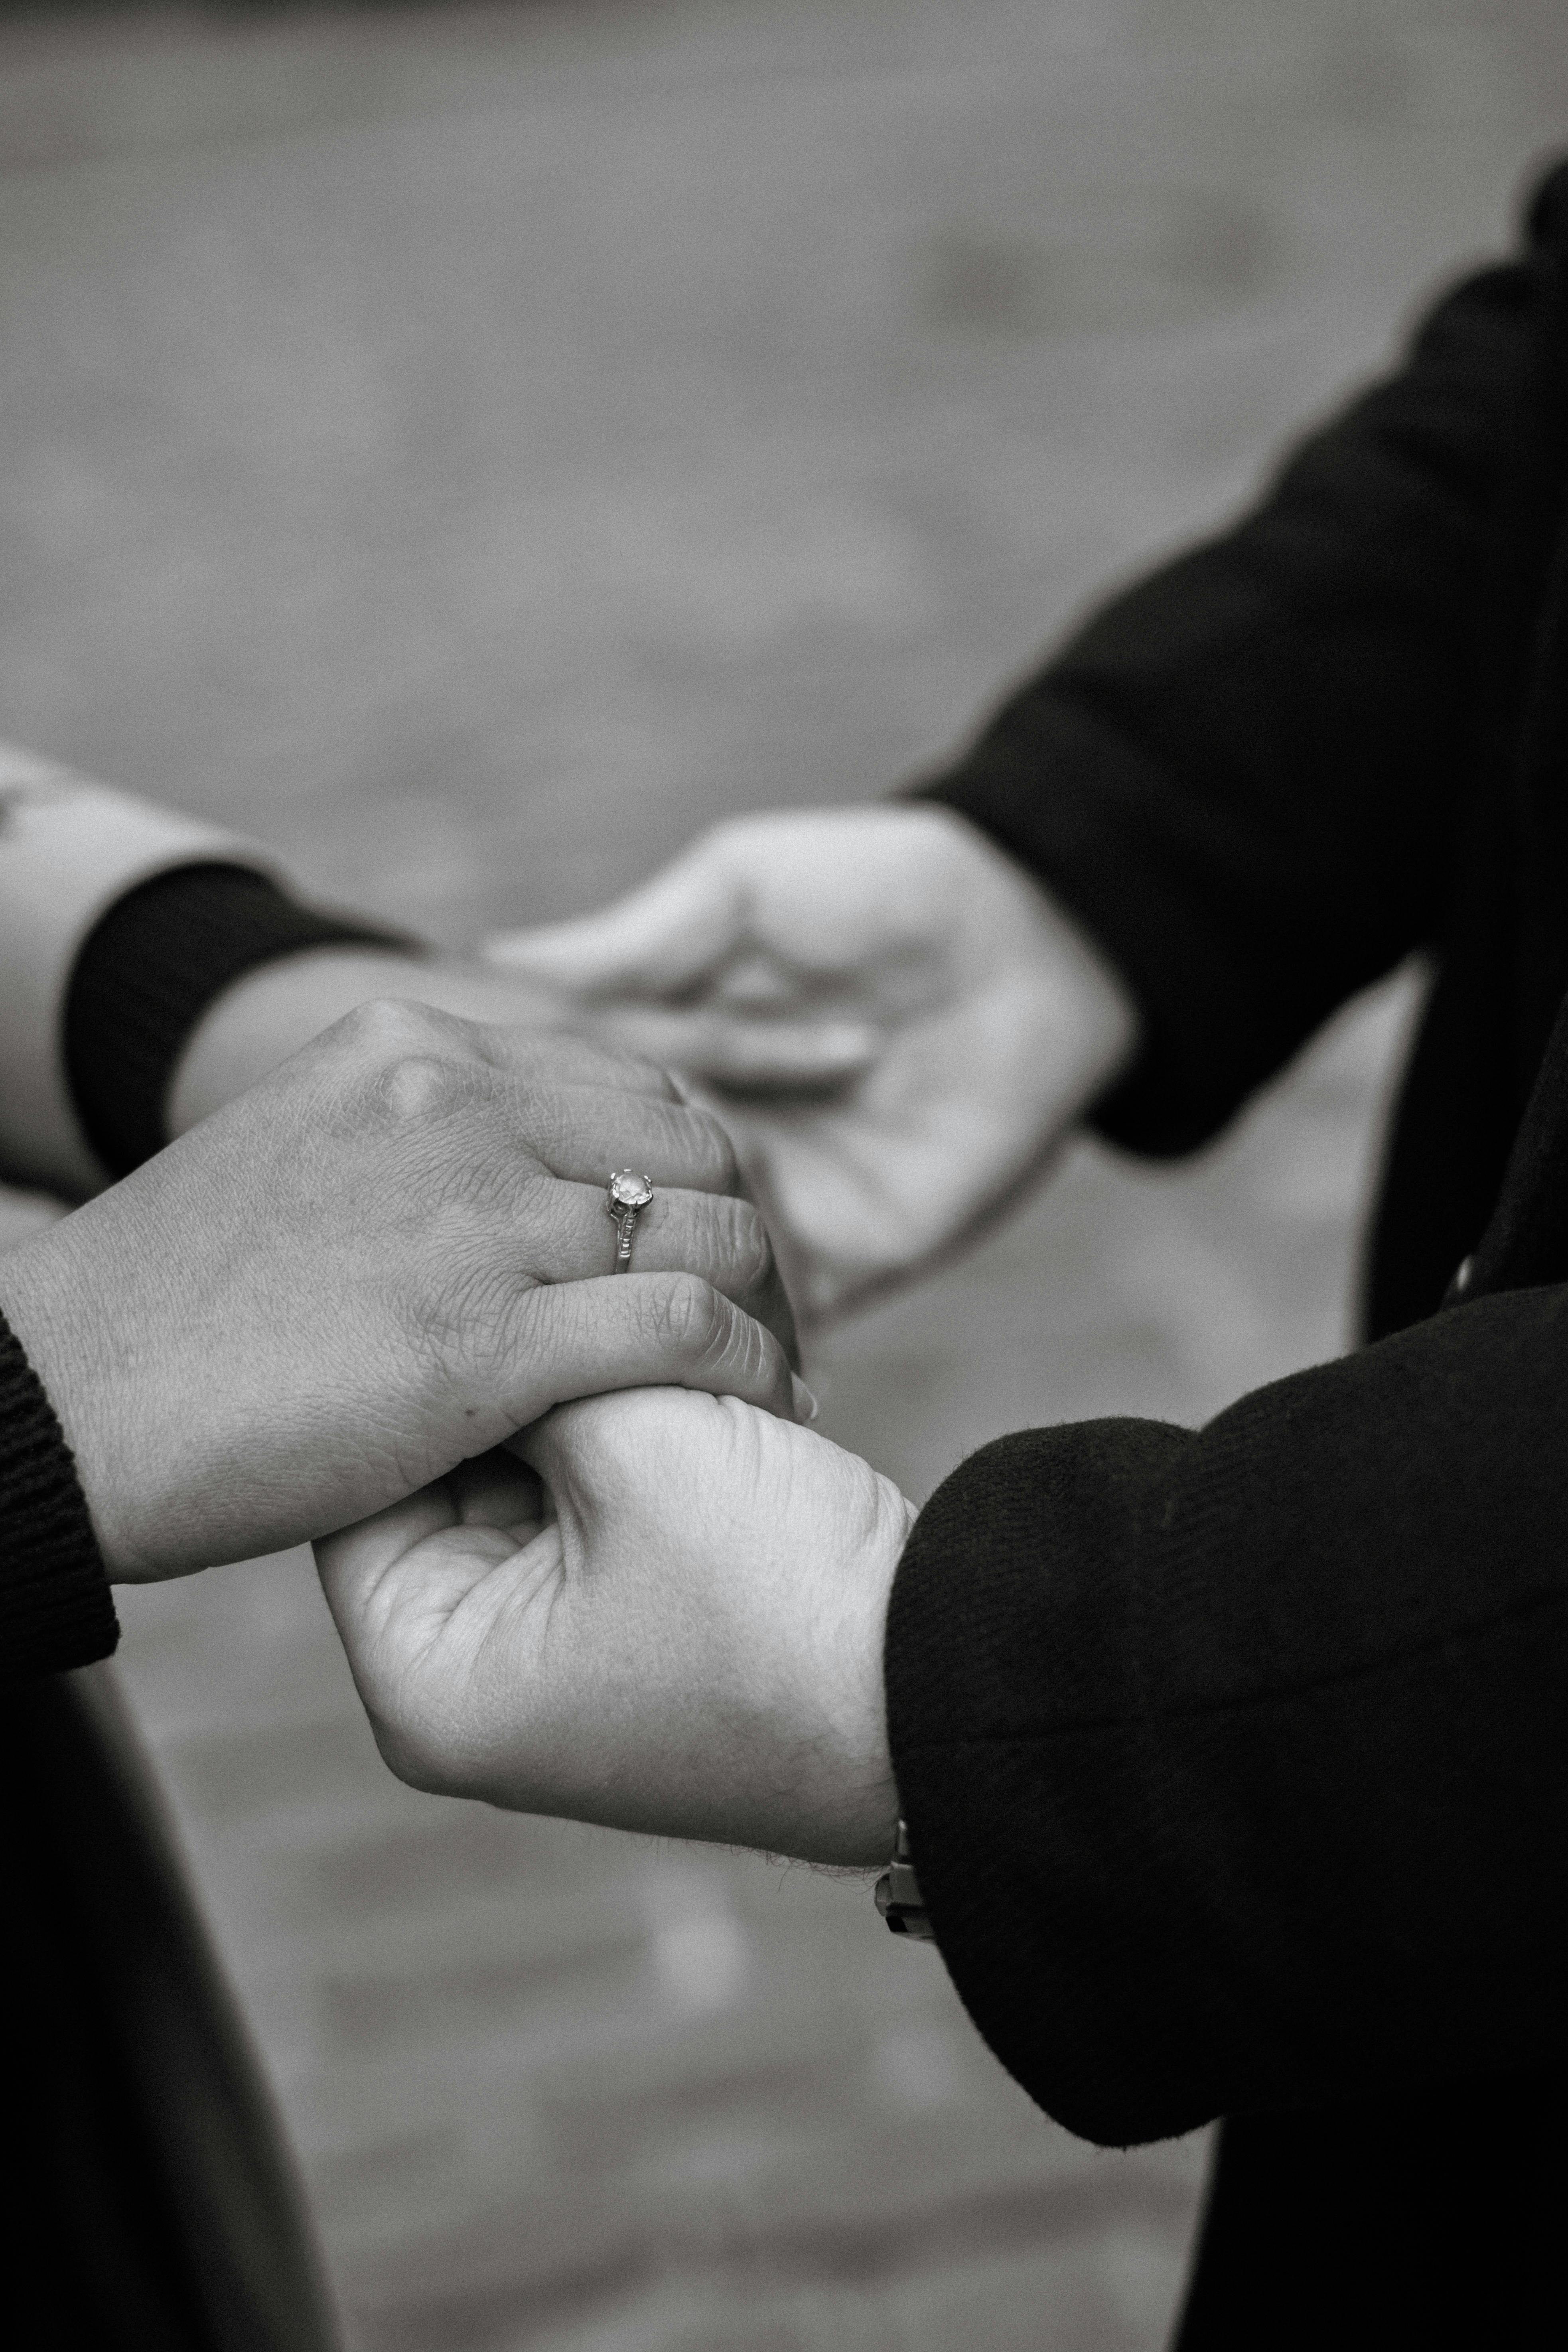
[
  {"x1": 0, "y1": 1002, "x2": 804, "y2": 1581},
  {"x1": 487, "y1": 806, "x2": 1140, "y2": 1323},
  {"x1": 316, "y1": 1387, "x2": 915, "y2": 1868}
]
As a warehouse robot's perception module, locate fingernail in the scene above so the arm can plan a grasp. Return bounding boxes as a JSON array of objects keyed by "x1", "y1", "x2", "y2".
[{"x1": 791, "y1": 1376, "x2": 820, "y2": 1423}]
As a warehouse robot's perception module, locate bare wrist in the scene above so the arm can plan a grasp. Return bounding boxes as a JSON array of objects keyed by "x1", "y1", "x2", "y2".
[
  {"x1": 168, "y1": 948, "x2": 435, "y2": 1132},
  {"x1": 0, "y1": 1224, "x2": 132, "y2": 1574},
  {"x1": 946, "y1": 809, "x2": 1143, "y2": 1114},
  {"x1": 791, "y1": 1482, "x2": 916, "y2": 1870},
  {"x1": 168, "y1": 946, "x2": 575, "y2": 1133}
]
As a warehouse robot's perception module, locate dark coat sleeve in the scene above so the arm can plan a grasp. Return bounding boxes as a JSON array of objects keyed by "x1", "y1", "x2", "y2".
[
  {"x1": 884, "y1": 1281, "x2": 1568, "y2": 2147},
  {"x1": 919, "y1": 166, "x2": 1568, "y2": 1153}
]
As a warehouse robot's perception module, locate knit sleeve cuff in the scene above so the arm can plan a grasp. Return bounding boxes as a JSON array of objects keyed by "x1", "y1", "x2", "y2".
[
  {"x1": 65, "y1": 864, "x2": 414, "y2": 1179},
  {"x1": 0, "y1": 1307, "x2": 117, "y2": 1678},
  {"x1": 0, "y1": 747, "x2": 292, "y2": 1192}
]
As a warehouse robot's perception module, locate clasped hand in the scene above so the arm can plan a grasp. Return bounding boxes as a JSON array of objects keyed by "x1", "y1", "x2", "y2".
[
  {"x1": 0, "y1": 998, "x2": 802, "y2": 1578},
  {"x1": 309, "y1": 808, "x2": 1142, "y2": 1866},
  {"x1": 317, "y1": 1386, "x2": 914, "y2": 1868},
  {"x1": 6, "y1": 805, "x2": 1135, "y2": 1869}
]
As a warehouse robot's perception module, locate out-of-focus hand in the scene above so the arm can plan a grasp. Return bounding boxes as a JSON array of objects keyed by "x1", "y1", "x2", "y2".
[
  {"x1": 0, "y1": 1002, "x2": 804, "y2": 1582},
  {"x1": 317, "y1": 1387, "x2": 915, "y2": 1867},
  {"x1": 486, "y1": 806, "x2": 1140, "y2": 1323}
]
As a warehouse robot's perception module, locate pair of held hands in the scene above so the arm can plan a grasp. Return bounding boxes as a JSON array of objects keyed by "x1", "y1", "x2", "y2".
[{"x1": 1, "y1": 808, "x2": 1136, "y2": 1868}]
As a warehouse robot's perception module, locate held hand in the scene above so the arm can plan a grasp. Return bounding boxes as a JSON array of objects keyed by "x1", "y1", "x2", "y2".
[
  {"x1": 0, "y1": 1002, "x2": 804, "y2": 1581},
  {"x1": 316, "y1": 1388, "x2": 916, "y2": 1867},
  {"x1": 487, "y1": 806, "x2": 1140, "y2": 1323}
]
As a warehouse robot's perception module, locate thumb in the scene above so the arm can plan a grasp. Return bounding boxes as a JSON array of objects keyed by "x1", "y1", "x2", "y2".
[
  {"x1": 509, "y1": 1401, "x2": 576, "y2": 1501},
  {"x1": 485, "y1": 838, "x2": 747, "y2": 999},
  {"x1": 509, "y1": 1388, "x2": 640, "y2": 1522}
]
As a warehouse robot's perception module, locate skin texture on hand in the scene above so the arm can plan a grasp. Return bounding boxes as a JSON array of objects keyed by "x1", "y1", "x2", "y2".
[
  {"x1": 168, "y1": 945, "x2": 573, "y2": 1137},
  {"x1": 487, "y1": 806, "x2": 1141, "y2": 1325},
  {"x1": 316, "y1": 1386, "x2": 916, "y2": 1869},
  {"x1": 0, "y1": 1001, "x2": 804, "y2": 1581}
]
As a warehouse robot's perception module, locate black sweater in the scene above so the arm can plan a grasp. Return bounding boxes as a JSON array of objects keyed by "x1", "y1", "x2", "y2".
[{"x1": 890, "y1": 157, "x2": 1568, "y2": 2154}]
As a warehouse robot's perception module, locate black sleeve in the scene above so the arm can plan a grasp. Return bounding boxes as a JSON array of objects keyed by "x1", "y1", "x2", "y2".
[
  {"x1": 0, "y1": 1309, "x2": 117, "y2": 1676},
  {"x1": 884, "y1": 1283, "x2": 1568, "y2": 2148},
  {"x1": 917, "y1": 165, "x2": 1568, "y2": 1155},
  {"x1": 65, "y1": 862, "x2": 411, "y2": 1177}
]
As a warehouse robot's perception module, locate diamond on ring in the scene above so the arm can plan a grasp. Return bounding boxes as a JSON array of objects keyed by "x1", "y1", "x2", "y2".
[{"x1": 607, "y1": 1170, "x2": 655, "y2": 1271}]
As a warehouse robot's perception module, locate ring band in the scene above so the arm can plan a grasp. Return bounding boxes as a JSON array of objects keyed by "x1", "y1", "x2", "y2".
[{"x1": 607, "y1": 1169, "x2": 655, "y2": 1272}]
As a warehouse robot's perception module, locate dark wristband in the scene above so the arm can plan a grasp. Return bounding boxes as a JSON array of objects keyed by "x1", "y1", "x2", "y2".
[
  {"x1": 0, "y1": 1309, "x2": 116, "y2": 1679},
  {"x1": 65, "y1": 863, "x2": 416, "y2": 1178}
]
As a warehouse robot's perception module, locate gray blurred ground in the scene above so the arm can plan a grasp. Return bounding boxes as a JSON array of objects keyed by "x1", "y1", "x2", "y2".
[{"x1": 3, "y1": 3, "x2": 1564, "y2": 2346}]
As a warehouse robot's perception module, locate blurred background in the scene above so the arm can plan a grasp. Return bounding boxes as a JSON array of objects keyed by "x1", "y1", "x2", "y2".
[{"x1": 4, "y1": 2, "x2": 1564, "y2": 2346}]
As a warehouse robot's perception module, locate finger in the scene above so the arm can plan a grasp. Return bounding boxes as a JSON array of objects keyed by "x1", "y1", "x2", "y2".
[
  {"x1": 531, "y1": 1179, "x2": 797, "y2": 1360},
  {"x1": 504, "y1": 1084, "x2": 746, "y2": 1196},
  {"x1": 316, "y1": 1480, "x2": 460, "y2": 1588},
  {"x1": 455, "y1": 1021, "x2": 682, "y2": 1100},
  {"x1": 507, "y1": 1276, "x2": 813, "y2": 1423},
  {"x1": 484, "y1": 840, "x2": 746, "y2": 998},
  {"x1": 318, "y1": 995, "x2": 681, "y2": 1099},
  {"x1": 584, "y1": 1006, "x2": 880, "y2": 1090}
]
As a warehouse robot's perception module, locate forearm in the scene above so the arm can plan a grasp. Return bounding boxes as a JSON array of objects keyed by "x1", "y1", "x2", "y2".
[
  {"x1": 168, "y1": 945, "x2": 566, "y2": 1135},
  {"x1": 886, "y1": 1284, "x2": 1568, "y2": 2144},
  {"x1": 917, "y1": 199, "x2": 1552, "y2": 1153},
  {"x1": 57, "y1": 819, "x2": 563, "y2": 1163}
]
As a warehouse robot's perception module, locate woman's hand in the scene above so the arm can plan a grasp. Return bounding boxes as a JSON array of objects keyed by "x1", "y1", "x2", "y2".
[
  {"x1": 168, "y1": 944, "x2": 572, "y2": 1136},
  {"x1": 487, "y1": 805, "x2": 1140, "y2": 1324},
  {"x1": 316, "y1": 1387, "x2": 917, "y2": 1867},
  {"x1": 0, "y1": 1002, "x2": 805, "y2": 1581}
]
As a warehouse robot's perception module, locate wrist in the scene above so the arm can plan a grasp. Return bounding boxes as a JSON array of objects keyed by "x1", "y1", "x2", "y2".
[
  {"x1": 168, "y1": 947, "x2": 434, "y2": 1132},
  {"x1": 168, "y1": 948, "x2": 568, "y2": 1133},
  {"x1": 943, "y1": 806, "x2": 1142, "y2": 1116},
  {"x1": 785, "y1": 1477, "x2": 914, "y2": 1870},
  {"x1": 0, "y1": 1222, "x2": 138, "y2": 1577}
]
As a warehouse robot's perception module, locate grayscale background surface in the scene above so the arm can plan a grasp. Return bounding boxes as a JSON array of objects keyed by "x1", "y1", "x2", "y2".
[{"x1": 3, "y1": 3, "x2": 1562, "y2": 2345}]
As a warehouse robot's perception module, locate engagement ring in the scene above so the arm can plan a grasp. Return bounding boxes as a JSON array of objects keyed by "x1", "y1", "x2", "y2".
[{"x1": 607, "y1": 1170, "x2": 655, "y2": 1271}]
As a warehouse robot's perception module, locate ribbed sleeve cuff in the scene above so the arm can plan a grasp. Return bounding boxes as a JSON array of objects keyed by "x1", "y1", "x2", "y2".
[
  {"x1": 0, "y1": 1308, "x2": 117, "y2": 1677},
  {"x1": 65, "y1": 864, "x2": 414, "y2": 1177}
]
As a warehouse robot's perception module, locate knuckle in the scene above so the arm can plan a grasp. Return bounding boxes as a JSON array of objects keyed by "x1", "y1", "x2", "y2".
[
  {"x1": 338, "y1": 995, "x2": 444, "y2": 1060},
  {"x1": 717, "y1": 1195, "x2": 774, "y2": 1299},
  {"x1": 648, "y1": 1270, "x2": 728, "y2": 1365},
  {"x1": 378, "y1": 1053, "x2": 471, "y2": 1125},
  {"x1": 685, "y1": 1105, "x2": 742, "y2": 1194}
]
